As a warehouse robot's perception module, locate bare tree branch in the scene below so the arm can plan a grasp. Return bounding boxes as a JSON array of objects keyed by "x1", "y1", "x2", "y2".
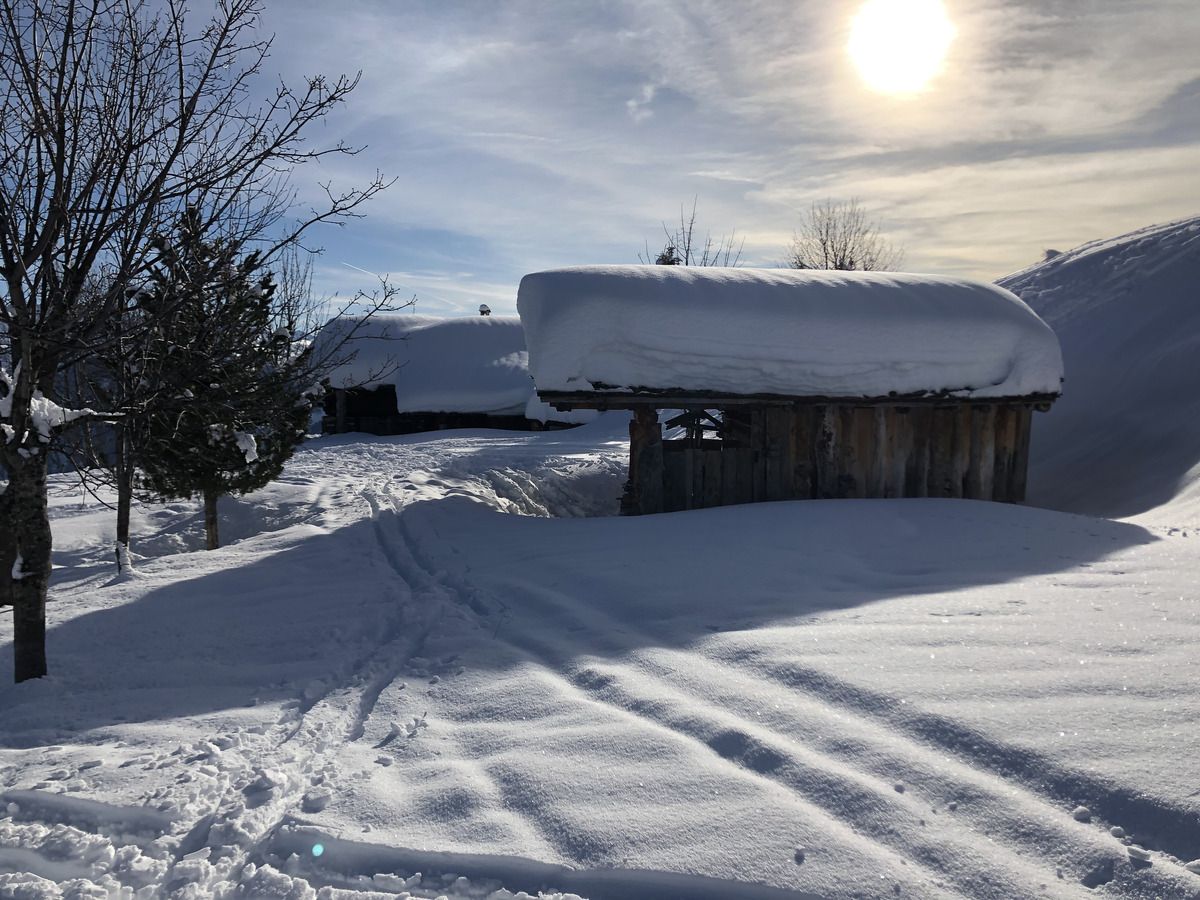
[
  {"x1": 0, "y1": 0, "x2": 392, "y2": 682},
  {"x1": 639, "y1": 197, "x2": 745, "y2": 267},
  {"x1": 783, "y1": 198, "x2": 905, "y2": 272}
]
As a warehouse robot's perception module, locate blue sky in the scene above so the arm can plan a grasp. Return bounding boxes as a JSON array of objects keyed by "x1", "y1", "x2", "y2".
[{"x1": 253, "y1": 0, "x2": 1200, "y2": 316}]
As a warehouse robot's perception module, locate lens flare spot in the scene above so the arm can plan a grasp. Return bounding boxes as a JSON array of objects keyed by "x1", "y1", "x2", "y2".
[
  {"x1": 848, "y1": 0, "x2": 956, "y2": 96},
  {"x1": 312, "y1": 843, "x2": 325, "y2": 857}
]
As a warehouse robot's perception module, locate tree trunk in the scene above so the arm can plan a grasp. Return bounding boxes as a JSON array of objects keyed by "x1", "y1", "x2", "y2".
[
  {"x1": 115, "y1": 423, "x2": 133, "y2": 570},
  {"x1": 0, "y1": 450, "x2": 52, "y2": 682},
  {"x1": 204, "y1": 488, "x2": 220, "y2": 550}
]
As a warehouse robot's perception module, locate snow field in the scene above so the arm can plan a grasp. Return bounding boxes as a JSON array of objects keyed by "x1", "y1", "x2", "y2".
[
  {"x1": 4, "y1": 220, "x2": 1200, "y2": 899},
  {"x1": 4, "y1": 428, "x2": 1200, "y2": 899}
]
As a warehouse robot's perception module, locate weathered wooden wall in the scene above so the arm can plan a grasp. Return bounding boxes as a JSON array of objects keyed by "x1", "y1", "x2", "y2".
[
  {"x1": 624, "y1": 403, "x2": 1037, "y2": 515},
  {"x1": 321, "y1": 409, "x2": 533, "y2": 436}
]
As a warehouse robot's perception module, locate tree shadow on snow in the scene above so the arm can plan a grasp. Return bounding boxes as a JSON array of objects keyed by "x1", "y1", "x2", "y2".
[
  {"x1": 0, "y1": 496, "x2": 1155, "y2": 743},
  {"x1": 396, "y1": 496, "x2": 1158, "y2": 666},
  {"x1": 0, "y1": 516, "x2": 405, "y2": 746}
]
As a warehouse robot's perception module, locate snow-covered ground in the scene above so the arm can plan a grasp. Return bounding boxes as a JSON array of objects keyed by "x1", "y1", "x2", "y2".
[{"x1": 3, "y1": 219, "x2": 1200, "y2": 900}]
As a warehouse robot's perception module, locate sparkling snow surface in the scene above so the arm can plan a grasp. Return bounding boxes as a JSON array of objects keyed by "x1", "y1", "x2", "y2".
[
  {"x1": 518, "y1": 266, "x2": 1064, "y2": 399},
  {"x1": 2, "y1": 227, "x2": 1200, "y2": 900},
  {"x1": 317, "y1": 315, "x2": 536, "y2": 415}
]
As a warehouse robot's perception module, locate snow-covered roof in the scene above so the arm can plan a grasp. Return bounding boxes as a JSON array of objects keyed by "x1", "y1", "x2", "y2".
[
  {"x1": 317, "y1": 314, "x2": 534, "y2": 415},
  {"x1": 517, "y1": 266, "x2": 1064, "y2": 400}
]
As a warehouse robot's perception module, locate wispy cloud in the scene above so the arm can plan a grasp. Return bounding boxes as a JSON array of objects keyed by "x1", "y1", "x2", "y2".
[{"x1": 257, "y1": 0, "x2": 1200, "y2": 312}]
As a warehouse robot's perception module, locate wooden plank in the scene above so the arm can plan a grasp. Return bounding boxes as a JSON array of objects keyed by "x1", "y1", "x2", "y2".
[
  {"x1": 815, "y1": 406, "x2": 838, "y2": 499},
  {"x1": 977, "y1": 405, "x2": 996, "y2": 502},
  {"x1": 662, "y1": 446, "x2": 686, "y2": 513},
  {"x1": 1011, "y1": 405, "x2": 1034, "y2": 502},
  {"x1": 721, "y1": 444, "x2": 739, "y2": 506},
  {"x1": 701, "y1": 450, "x2": 723, "y2": 508},
  {"x1": 905, "y1": 407, "x2": 930, "y2": 498},
  {"x1": 869, "y1": 407, "x2": 888, "y2": 497},
  {"x1": 750, "y1": 407, "x2": 767, "y2": 502},
  {"x1": 844, "y1": 407, "x2": 872, "y2": 498},
  {"x1": 791, "y1": 406, "x2": 814, "y2": 500},
  {"x1": 535, "y1": 389, "x2": 1061, "y2": 411},
  {"x1": 682, "y1": 444, "x2": 695, "y2": 510},
  {"x1": 628, "y1": 406, "x2": 664, "y2": 515},
  {"x1": 950, "y1": 405, "x2": 969, "y2": 498},
  {"x1": 764, "y1": 407, "x2": 788, "y2": 502},
  {"x1": 928, "y1": 407, "x2": 955, "y2": 497},
  {"x1": 992, "y1": 404, "x2": 1016, "y2": 502},
  {"x1": 734, "y1": 446, "x2": 754, "y2": 505},
  {"x1": 965, "y1": 405, "x2": 985, "y2": 499},
  {"x1": 887, "y1": 408, "x2": 908, "y2": 498}
]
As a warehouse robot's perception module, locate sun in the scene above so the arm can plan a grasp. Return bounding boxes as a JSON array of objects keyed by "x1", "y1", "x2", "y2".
[{"x1": 848, "y1": 0, "x2": 956, "y2": 96}]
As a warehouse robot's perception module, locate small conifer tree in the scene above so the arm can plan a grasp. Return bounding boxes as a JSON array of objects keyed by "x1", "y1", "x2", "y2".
[{"x1": 136, "y1": 211, "x2": 321, "y2": 549}]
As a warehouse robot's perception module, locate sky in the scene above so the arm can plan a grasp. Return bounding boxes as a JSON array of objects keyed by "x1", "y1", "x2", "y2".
[{"x1": 247, "y1": 0, "x2": 1200, "y2": 316}]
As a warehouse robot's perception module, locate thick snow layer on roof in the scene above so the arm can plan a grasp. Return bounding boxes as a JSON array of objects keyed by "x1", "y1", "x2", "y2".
[
  {"x1": 518, "y1": 266, "x2": 1064, "y2": 399},
  {"x1": 317, "y1": 314, "x2": 535, "y2": 415}
]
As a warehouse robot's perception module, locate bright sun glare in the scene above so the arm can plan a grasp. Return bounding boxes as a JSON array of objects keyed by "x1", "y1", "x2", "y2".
[{"x1": 848, "y1": 0, "x2": 956, "y2": 96}]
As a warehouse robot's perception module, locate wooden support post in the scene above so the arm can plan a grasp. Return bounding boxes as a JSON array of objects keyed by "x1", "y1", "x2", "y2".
[
  {"x1": 1011, "y1": 405, "x2": 1034, "y2": 503},
  {"x1": 992, "y1": 405, "x2": 1017, "y2": 502},
  {"x1": 624, "y1": 406, "x2": 664, "y2": 515}
]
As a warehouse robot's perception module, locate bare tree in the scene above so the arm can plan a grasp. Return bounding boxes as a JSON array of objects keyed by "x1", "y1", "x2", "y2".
[
  {"x1": 0, "y1": 0, "x2": 393, "y2": 682},
  {"x1": 641, "y1": 198, "x2": 745, "y2": 267},
  {"x1": 783, "y1": 198, "x2": 905, "y2": 271}
]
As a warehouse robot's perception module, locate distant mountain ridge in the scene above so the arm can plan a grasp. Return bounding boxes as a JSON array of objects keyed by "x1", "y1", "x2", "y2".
[{"x1": 997, "y1": 215, "x2": 1200, "y2": 520}]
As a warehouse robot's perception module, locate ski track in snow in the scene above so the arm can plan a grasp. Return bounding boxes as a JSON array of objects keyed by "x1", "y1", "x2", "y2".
[
  {"x1": 371, "y1": 496, "x2": 1199, "y2": 900},
  {"x1": 2, "y1": 388, "x2": 1200, "y2": 900},
  {"x1": 0, "y1": 428, "x2": 637, "y2": 900}
]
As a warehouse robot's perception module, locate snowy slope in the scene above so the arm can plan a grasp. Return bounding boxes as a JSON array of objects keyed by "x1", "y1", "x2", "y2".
[{"x1": 999, "y1": 217, "x2": 1200, "y2": 521}]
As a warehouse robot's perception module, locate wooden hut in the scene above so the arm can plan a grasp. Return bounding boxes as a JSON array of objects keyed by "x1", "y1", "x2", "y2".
[
  {"x1": 314, "y1": 314, "x2": 590, "y2": 436},
  {"x1": 516, "y1": 266, "x2": 1064, "y2": 515}
]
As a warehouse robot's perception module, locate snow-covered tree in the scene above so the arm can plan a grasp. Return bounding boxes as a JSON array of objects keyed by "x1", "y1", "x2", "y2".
[
  {"x1": 134, "y1": 211, "x2": 319, "y2": 551},
  {"x1": 0, "y1": 0, "x2": 390, "y2": 682}
]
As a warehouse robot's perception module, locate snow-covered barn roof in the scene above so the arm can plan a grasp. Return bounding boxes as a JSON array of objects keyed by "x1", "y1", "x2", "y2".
[
  {"x1": 317, "y1": 314, "x2": 534, "y2": 415},
  {"x1": 517, "y1": 266, "x2": 1064, "y2": 401}
]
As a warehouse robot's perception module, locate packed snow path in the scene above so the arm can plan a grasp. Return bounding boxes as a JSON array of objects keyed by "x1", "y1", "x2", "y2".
[{"x1": 2, "y1": 421, "x2": 1200, "y2": 900}]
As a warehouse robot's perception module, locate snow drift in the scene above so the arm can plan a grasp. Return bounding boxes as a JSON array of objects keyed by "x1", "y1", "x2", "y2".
[
  {"x1": 1000, "y1": 216, "x2": 1200, "y2": 519},
  {"x1": 517, "y1": 266, "x2": 1064, "y2": 399}
]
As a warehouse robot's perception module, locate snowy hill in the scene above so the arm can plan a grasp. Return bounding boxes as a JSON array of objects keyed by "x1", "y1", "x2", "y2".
[
  {"x1": 3, "y1": 224, "x2": 1200, "y2": 900},
  {"x1": 999, "y1": 217, "x2": 1200, "y2": 521}
]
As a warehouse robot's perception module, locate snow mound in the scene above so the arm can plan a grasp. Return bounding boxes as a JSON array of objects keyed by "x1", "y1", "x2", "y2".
[
  {"x1": 317, "y1": 315, "x2": 536, "y2": 415},
  {"x1": 517, "y1": 266, "x2": 1063, "y2": 400},
  {"x1": 999, "y1": 216, "x2": 1200, "y2": 520}
]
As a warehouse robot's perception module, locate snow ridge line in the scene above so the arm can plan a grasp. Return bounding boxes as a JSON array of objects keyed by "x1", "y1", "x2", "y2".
[
  {"x1": 438, "y1": 572, "x2": 1182, "y2": 898},
  {"x1": 744, "y1": 658, "x2": 1200, "y2": 864},
  {"x1": 562, "y1": 656, "x2": 1114, "y2": 900},
  {"x1": 421, "y1": 577, "x2": 975, "y2": 897},
  {"x1": 264, "y1": 821, "x2": 827, "y2": 900}
]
